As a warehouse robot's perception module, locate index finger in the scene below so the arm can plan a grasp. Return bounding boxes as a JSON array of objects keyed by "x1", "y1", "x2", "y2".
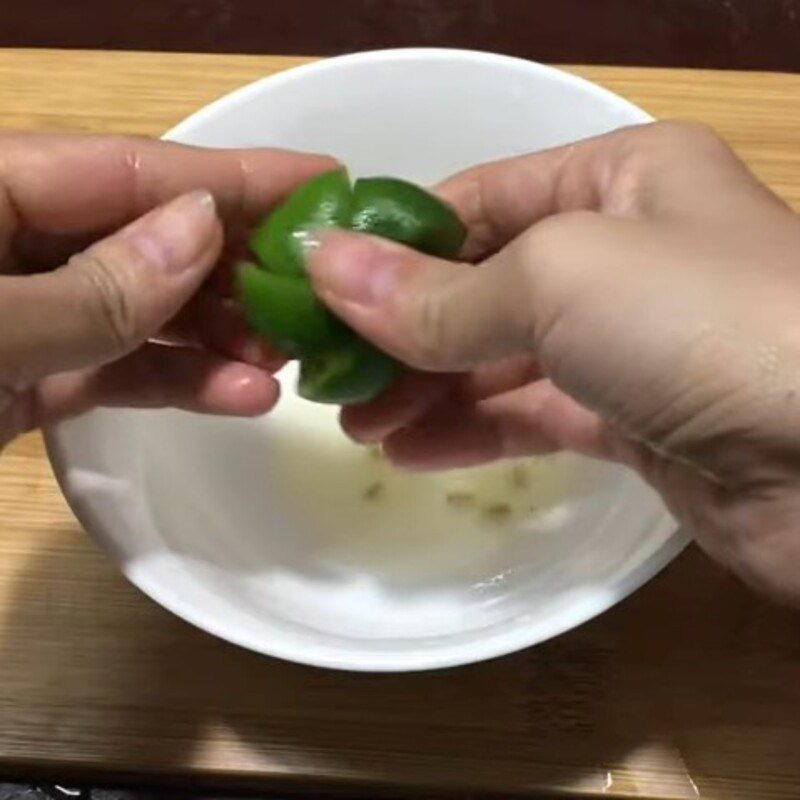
[
  {"x1": 432, "y1": 127, "x2": 629, "y2": 260},
  {"x1": 0, "y1": 132, "x2": 336, "y2": 235},
  {"x1": 433, "y1": 120, "x2": 753, "y2": 260}
]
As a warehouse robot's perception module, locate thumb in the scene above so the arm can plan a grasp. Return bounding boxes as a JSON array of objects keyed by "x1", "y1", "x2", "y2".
[
  {"x1": 306, "y1": 226, "x2": 552, "y2": 372},
  {"x1": 0, "y1": 190, "x2": 221, "y2": 384}
]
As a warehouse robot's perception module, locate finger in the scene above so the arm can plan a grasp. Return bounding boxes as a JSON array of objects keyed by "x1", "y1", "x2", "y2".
[
  {"x1": 160, "y1": 289, "x2": 284, "y2": 370},
  {"x1": 340, "y1": 371, "x2": 452, "y2": 444},
  {"x1": 5, "y1": 230, "x2": 93, "y2": 274},
  {"x1": 458, "y1": 355, "x2": 542, "y2": 400},
  {"x1": 14, "y1": 200, "x2": 255, "y2": 277},
  {"x1": 433, "y1": 143, "x2": 606, "y2": 261},
  {"x1": 433, "y1": 121, "x2": 764, "y2": 260},
  {"x1": 309, "y1": 211, "x2": 663, "y2": 377},
  {"x1": 205, "y1": 223, "x2": 253, "y2": 297},
  {"x1": 28, "y1": 343, "x2": 279, "y2": 428},
  {"x1": 384, "y1": 380, "x2": 612, "y2": 471},
  {"x1": 339, "y1": 355, "x2": 540, "y2": 445},
  {"x1": 0, "y1": 133, "x2": 335, "y2": 235},
  {"x1": 383, "y1": 401, "x2": 507, "y2": 470},
  {"x1": 0, "y1": 190, "x2": 222, "y2": 384},
  {"x1": 307, "y1": 227, "x2": 543, "y2": 372}
]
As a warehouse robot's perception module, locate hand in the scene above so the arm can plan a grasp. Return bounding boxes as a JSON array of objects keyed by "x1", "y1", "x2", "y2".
[
  {"x1": 0, "y1": 133, "x2": 333, "y2": 449},
  {"x1": 307, "y1": 121, "x2": 800, "y2": 604}
]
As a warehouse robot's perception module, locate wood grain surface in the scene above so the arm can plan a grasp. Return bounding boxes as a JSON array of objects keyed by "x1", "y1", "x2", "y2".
[{"x1": 1, "y1": 50, "x2": 800, "y2": 800}]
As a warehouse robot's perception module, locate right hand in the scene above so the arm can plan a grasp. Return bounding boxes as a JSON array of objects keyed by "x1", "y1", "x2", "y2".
[{"x1": 307, "y1": 121, "x2": 800, "y2": 604}]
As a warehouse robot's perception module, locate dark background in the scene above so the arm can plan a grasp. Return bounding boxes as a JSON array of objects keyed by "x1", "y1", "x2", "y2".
[
  {"x1": 1, "y1": 0, "x2": 799, "y2": 72},
  {"x1": 0, "y1": 1, "x2": 798, "y2": 799}
]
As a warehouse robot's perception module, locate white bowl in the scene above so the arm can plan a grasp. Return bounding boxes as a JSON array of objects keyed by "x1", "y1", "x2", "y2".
[{"x1": 46, "y1": 49, "x2": 687, "y2": 672}]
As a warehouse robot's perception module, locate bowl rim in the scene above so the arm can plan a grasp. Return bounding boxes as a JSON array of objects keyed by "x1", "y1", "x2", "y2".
[
  {"x1": 46, "y1": 48, "x2": 685, "y2": 673},
  {"x1": 165, "y1": 47, "x2": 654, "y2": 144}
]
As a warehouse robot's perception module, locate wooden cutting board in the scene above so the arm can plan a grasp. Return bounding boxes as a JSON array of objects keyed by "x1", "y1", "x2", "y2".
[{"x1": 1, "y1": 50, "x2": 800, "y2": 800}]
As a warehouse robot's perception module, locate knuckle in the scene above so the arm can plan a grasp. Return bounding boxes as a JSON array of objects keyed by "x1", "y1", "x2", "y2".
[
  {"x1": 524, "y1": 211, "x2": 597, "y2": 268},
  {"x1": 610, "y1": 121, "x2": 735, "y2": 215},
  {"x1": 407, "y1": 290, "x2": 454, "y2": 371},
  {"x1": 515, "y1": 211, "x2": 602, "y2": 341},
  {"x1": 68, "y1": 249, "x2": 137, "y2": 355},
  {"x1": 654, "y1": 119, "x2": 727, "y2": 150},
  {"x1": 640, "y1": 120, "x2": 731, "y2": 160},
  {"x1": 400, "y1": 264, "x2": 474, "y2": 371}
]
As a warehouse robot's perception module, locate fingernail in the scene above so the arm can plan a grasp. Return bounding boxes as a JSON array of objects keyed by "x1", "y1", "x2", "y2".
[
  {"x1": 126, "y1": 190, "x2": 217, "y2": 273},
  {"x1": 304, "y1": 230, "x2": 399, "y2": 306}
]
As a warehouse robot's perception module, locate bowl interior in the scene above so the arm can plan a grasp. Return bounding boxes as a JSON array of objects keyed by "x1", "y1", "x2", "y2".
[{"x1": 48, "y1": 50, "x2": 685, "y2": 671}]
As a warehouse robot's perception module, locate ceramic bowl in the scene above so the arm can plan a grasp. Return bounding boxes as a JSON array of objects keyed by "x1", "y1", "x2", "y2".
[{"x1": 47, "y1": 49, "x2": 686, "y2": 672}]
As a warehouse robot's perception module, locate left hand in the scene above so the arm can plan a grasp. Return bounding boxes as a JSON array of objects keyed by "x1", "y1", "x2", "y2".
[{"x1": 0, "y1": 133, "x2": 334, "y2": 450}]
